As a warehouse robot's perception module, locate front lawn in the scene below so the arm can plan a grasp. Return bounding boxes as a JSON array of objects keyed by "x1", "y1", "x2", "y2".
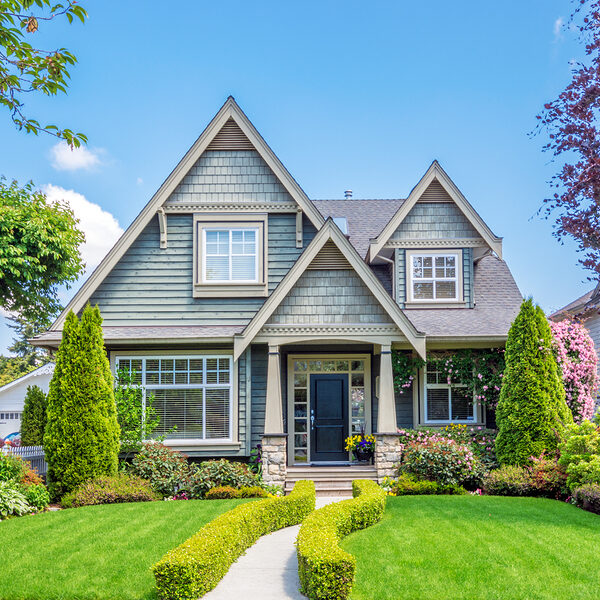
[
  {"x1": 342, "y1": 495, "x2": 600, "y2": 600},
  {"x1": 0, "y1": 499, "x2": 249, "y2": 600}
]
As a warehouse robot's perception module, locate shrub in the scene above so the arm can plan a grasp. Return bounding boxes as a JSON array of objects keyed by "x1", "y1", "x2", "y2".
[
  {"x1": 60, "y1": 473, "x2": 160, "y2": 508},
  {"x1": 152, "y1": 480, "x2": 315, "y2": 599},
  {"x1": 483, "y1": 457, "x2": 567, "y2": 499},
  {"x1": 0, "y1": 452, "x2": 27, "y2": 483},
  {"x1": 20, "y1": 385, "x2": 48, "y2": 446},
  {"x1": 44, "y1": 306, "x2": 120, "y2": 500},
  {"x1": 297, "y1": 480, "x2": 385, "y2": 600},
  {"x1": 22, "y1": 483, "x2": 50, "y2": 511},
  {"x1": 20, "y1": 466, "x2": 43, "y2": 487},
  {"x1": 204, "y1": 486, "x2": 239, "y2": 500},
  {"x1": 558, "y1": 421, "x2": 600, "y2": 490},
  {"x1": 0, "y1": 481, "x2": 32, "y2": 519},
  {"x1": 572, "y1": 484, "x2": 600, "y2": 514},
  {"x1": 237, "y1": 486, "x2": 268, "y2": 498},
  {"x1": 189, "y1": 459, "x2": 260, "y2": 498},
  {"x1": 381, "y1": 474, "x2": 467, "y2": 496},
  {"x1": 130, "y1": 443, "x2": 194, "y2": 497},
  {"x1": 495, "y1": 299, "x2": 572, "y2": 466},
  {"x1": 397, "y1": 437, "x2": 485, "y2": 488}
]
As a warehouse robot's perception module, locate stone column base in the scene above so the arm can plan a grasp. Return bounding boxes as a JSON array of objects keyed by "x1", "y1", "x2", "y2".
[
  {"x1": 374, "y1": 434, "x2": 402, "y2": 483},
  {"x1": 261, "y1": 434, "x2": 287, "y2": 487}
]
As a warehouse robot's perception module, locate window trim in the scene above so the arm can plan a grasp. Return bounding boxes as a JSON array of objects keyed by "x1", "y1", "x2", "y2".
[
  {"x1": 112, "y1": 351, "x2": 236, "y2": 446},
  {"x1": 406, "y1": 249, "x2": 463, "y2": 304},
  {"x1": 202, "y1": 227, "x2": 260, "y2": 284},
  {"x1": 193, "y1": 214, "x2": 268, "y2": 297}
]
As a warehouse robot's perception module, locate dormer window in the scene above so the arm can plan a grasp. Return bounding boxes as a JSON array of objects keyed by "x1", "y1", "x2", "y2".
[
  {"x1": 406, "y1": 250, "x2": 463, "y2": 303},
  {"x1": 193, "y1": 214, "x2": 267, "y2": 297}
]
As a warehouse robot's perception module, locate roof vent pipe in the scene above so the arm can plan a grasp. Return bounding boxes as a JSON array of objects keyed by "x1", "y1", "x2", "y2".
[{"x1": 344, "y1": 189, "x2": 352, "y2": 199}]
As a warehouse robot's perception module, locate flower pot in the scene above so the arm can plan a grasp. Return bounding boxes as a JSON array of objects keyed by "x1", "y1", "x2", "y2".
[{"x1": 354, "y1": 449, "x2": 374, "y2": 464}]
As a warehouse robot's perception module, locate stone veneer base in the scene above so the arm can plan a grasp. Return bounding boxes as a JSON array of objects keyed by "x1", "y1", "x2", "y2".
[
  {"x1": 261, "y1": 434, "x2": 287, "y2": 487},
  {"x1": 374, "y1": 433, "x2": 401, "y2": 483}
]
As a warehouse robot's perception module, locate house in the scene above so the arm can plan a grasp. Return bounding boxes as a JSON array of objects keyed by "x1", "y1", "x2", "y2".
[
  {"x1": 0, "y1": 363, "x2": 55, "y2": 443},
  {"x1": 32, "y1": 98, "x2": 522, "y2": 484},
  {"x1": 550, "y1": 284, "x2": 600, "y2": 369}
]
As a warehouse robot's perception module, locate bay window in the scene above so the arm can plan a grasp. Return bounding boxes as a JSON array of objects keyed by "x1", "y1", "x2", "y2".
[{"x1": 115, "y1": 355, "x2": 233, "y2": 441}]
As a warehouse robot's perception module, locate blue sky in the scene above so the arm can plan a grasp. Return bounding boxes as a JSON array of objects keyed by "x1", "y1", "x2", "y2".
[{"x1": 0, "y1": 0, "x2": 590, "y2": 353}]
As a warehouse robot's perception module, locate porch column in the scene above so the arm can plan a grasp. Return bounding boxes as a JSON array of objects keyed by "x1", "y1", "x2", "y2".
[
  {"x1": 377, "y1": 344, "x2": 397, "y2": 433},
  {"x1": 262, "y1": 343, "x2": 286, "y2": 488},
  {"x1": 264, "y1": 343, "x2": 284, "y2": 434}
]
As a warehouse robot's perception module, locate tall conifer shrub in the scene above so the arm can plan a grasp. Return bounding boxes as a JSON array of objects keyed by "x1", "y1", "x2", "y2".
[
  {"x1": 44, "y1": 305, "x2": 120, "y2": 499},
  {"x1": 495, "y1": 299, "x2": 572, "y2": 465},
  {"x1": 20, "y1": 385, "x2": 47, "y2": 446}
]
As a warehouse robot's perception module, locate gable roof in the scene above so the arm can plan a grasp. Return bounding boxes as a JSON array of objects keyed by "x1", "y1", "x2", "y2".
[
  {"x1": 367, "y1": 161, "x2": 503, "y2": 262},
  {"x1": 233, "y1": 219, "x2": 426, "y2": 360},
  {"x1": 0, "y1": 362, "x2": 55, "y2": 395},
  {"x1": 549, "y1": 282, "x2": 600, "y2": 320},
  {"x1": 313, "y1": 199, "x2": 404, "y2": 258},
  {"x1": 50, "y1": 97, "x2": 325, "y2": 331}
]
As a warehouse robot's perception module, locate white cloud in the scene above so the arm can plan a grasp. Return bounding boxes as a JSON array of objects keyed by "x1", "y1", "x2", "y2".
[
  {"x1": 136, "y1": 177, "x2": 144, "y2": 185},
  {"x1": 43, "y1": 184, "x2": 124, "y2": 271},
  {"x1": 50, "y1": 141, "x2": 103, "y2": 171},
  {"x1": 554, "y1": 16, "x2": 564, "y2": 40}
]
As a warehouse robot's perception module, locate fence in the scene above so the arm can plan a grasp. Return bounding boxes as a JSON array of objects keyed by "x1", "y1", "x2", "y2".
[{"x1": 0, "y1": 445, "x2": 47, "y2": 477}]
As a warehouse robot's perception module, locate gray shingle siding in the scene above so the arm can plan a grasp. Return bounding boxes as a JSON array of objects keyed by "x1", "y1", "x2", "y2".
[
  {"x1": 89, "y1": 212, "x2": 316, "y2": 326},
  {"x1": 250, "y1": 344, "x2": 267, "y2": 449},
  {"x1": 390, "y1": 202, "x2": 480, "y2": 240}
]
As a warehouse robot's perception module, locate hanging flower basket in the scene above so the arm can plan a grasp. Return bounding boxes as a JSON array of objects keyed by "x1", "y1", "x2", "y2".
[{"x1": 345, "y1": 434, "x2": 375, "y2": 464}]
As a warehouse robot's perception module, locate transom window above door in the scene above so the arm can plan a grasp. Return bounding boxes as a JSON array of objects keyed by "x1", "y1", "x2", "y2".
[
  {"x1": 204, "y1": 228, "x2": 258, "y2": 282},
  {"x1": 193, "y1": 214, "x2": 267, "y2": 297},
  {"x1": 407, "y1": 250, "x2": 462, "y2": 303}
]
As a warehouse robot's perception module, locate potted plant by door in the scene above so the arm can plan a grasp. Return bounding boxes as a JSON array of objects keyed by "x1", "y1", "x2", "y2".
[{"x1": 345, "y1": 431, "x2": 376, "y2": 464}]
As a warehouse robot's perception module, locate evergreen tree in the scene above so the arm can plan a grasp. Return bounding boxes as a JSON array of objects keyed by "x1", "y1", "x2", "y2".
[
  {"x1": 20, "y1": 385, "x2": 47, "y2": 446},
  {"x1": 495, "y1": 299, "x2": 572, "y2": 465},
  {"x1": 44, "y1": 305, "x2": 120, "y2": 500}
]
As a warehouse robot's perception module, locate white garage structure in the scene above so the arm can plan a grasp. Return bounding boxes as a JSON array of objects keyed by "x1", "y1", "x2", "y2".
[{"x1": 0, "y1": 363, "x2": 54, "y2": 443}]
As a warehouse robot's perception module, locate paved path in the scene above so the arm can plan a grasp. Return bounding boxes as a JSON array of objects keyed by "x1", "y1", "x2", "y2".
[{"x1": 204, "y1": 496, "x2": 345, "y2": 600}]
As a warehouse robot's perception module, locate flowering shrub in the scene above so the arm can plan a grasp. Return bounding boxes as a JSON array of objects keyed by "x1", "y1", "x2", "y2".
[
  {"x1": 129, "y1": 443, "x2": 195, "y2": 497},
  {"x1": 381, "y1": 474, "x2": 466, "y2": 496},
  {"x1": 187, "y1": 459, "x2": 260, "y2": 498},
  {"x1": 483, "y1": 456, "x2": 567, "y2": 499},
  {"x1": 558, "y1": 421, "x2": 600, "y2": 490},
  {"x1": 20, "y1": 466, "x2": 43, "y2": 487},
  {"x1": 0, "y1": 452, "x2": 27, "y2": 483},
  {"x1": 60, "y1": 473, "x2": 160, "y2": 508},
  {"x1": 550, "y1": 319, "x2": 598, "y2": 422},
  {"x1": 397, "y1": 435, "x2": 485, "y2": 488},
  {"x1": 572, "y1": 484, "x2": 600, "y2": 514},
  {"x1": 205, "y1": 486, "x2": 240, "y2": 499}
]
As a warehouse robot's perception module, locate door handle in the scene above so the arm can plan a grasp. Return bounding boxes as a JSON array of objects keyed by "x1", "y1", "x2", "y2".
[{"x1": 310, "y1": 414, "x2": 315, "y2": 430}]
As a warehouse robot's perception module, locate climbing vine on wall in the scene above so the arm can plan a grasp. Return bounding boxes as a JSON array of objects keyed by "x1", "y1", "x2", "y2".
[{"x1": 391, "y1": 348, "x2": 506, "y2": 407}]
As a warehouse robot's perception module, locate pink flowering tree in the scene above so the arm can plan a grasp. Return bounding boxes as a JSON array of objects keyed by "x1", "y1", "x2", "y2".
[{"x1": 550, "y1": 318, "x2": 599, "y2": 422}]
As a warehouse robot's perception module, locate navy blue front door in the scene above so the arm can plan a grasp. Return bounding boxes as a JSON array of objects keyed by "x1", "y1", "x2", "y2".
[{"x1": 310, "y1": 374, "x2": 348, "y2": 462}]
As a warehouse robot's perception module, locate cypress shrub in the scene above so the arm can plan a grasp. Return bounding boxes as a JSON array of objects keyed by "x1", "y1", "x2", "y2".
[
  {"x1": 495, "y1": 299, "x2": 572, "y2": 466},
  {"x1": 20, "y1": 385, "x2": 47, "y2": 446},
  {"x1": 44, "y1": 305, "x2": 120, "y2": 500}
]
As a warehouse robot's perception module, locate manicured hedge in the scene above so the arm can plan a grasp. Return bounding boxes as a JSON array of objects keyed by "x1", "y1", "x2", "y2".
[
  {"x1": 296, "y1": 479, "x2": 386, "y2": 600},
  {"x1": 152, "y1": 480, "x2": 315, "y2": 599}
]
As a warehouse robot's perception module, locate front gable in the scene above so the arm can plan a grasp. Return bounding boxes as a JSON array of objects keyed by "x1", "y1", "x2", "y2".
[{"x1": 50, "y1": 98, "x2": 324, "y2": 331}]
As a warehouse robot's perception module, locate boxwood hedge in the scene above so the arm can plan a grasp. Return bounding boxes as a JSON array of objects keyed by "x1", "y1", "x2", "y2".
[
  {"x1": 296, "y1": 479, "x2": 386, "y2": 600},
  {"x1": 152, "y1": 479, "x2": 315, "y2": 599}
]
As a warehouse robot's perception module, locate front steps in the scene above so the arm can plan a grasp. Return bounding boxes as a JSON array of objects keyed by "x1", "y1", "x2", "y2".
[{"x1": 285, "y1": 465, "x2": 377, "y2": 497}]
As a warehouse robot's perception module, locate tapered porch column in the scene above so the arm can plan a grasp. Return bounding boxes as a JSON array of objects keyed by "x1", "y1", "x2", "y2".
[
  {"x1": 262, "y1": 343, "x2": 286, "y2": 487},
  {"x1": 264, "y1": 343, "x2": 284, "y2": 433},
  {"x1": 377, "y1": 344, "x2": 397, "y2": 433}
]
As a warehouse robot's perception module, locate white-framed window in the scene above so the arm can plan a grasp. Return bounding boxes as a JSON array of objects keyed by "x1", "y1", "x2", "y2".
[
  {"x1": 424, "y1": 363, "x2": 475, "y2": 423},
  {"x1": 203, "y1": 228, "x2": 258, "y2": 283},
  {"x1": 115, "y1": 355, "x2": 233, "y2": 441},
  {"x1": 407, "y1": 251, "x2": 461, "y2": 302},
  {"x1": 193, "y1": 215, "x2": 267, "y2": 297}
]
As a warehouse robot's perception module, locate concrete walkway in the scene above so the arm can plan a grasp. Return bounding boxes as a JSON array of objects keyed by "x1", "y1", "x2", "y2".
[{"x1": 204, "y1": 496, "x2": 345, "y2": 600}]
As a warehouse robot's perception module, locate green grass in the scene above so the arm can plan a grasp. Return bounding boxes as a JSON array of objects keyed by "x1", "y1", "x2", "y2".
[
  {"x1": 0, "y1": 499, "x2": 249, "y2": 600},
  {"x1": 341, "y1": 495, "x2": 600, "y2": 600}
]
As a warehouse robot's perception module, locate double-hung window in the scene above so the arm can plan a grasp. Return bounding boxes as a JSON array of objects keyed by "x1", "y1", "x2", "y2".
[
  {"x1": 194, "y1": 215, "x2": 267, "y2": 297},
  {"x1": 424, "y1": 363, "x2": 475, "y2": 423},
  {"x1": 203, "y1": 228, "x2": 258, "y2": 282},
  {"x1": 408, "y1": 251, "x2": 461, "y2": 302},
  {"x1": 115, "y1": 355, "x2": 233, "y2": 441}
]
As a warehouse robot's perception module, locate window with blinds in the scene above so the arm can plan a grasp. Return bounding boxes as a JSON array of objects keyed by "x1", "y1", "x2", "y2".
[
  {"x1": 424, "y1": 363, "x2": 474, "y2": 423},
  {"x1": 116, "y1": 356, "x2": 232, "y2": 441},
  {"x1": 203, "y1": 228, "x2": 258, "y2": 283}
]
